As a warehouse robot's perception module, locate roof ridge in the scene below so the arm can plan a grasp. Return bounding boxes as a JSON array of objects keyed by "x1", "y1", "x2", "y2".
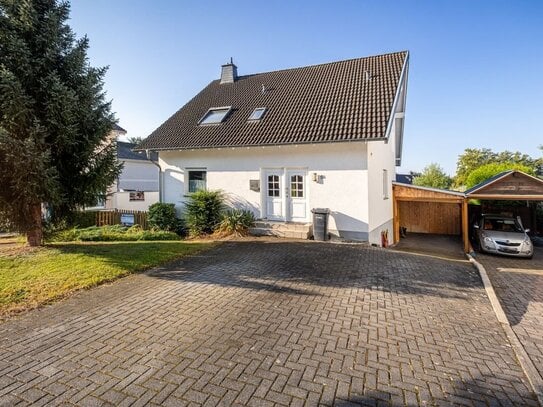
[{"x1": 230, "y1": 50, "x2": 409, "y2": 79}]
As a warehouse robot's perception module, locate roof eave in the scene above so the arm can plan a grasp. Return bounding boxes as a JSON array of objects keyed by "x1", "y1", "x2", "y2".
[
  {"x1": 383, "y1": 51, "x2": 409, "y2": 166},
  {"x1": 392, "y1": 181, "x2": 465, "y2": 197},
  {"x1": 134, "y1": 137, "x2": 387, "y2": 152},
  {"x1": 465, "y1": 170, "x2": 543, "y2": 196}
]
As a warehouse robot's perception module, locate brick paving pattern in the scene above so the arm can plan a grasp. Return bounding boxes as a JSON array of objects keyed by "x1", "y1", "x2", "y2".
[
  {"x1": 0, "y1": 240, "x2": 537, "y2": 406},
  {"x1": 478, "y1": 247, "x2": 543, "y2": 381}
]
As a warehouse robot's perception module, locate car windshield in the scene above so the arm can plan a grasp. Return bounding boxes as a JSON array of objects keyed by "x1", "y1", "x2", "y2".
[{"x1": 482, "y1": 218, "x2": 523, "y2": 233}]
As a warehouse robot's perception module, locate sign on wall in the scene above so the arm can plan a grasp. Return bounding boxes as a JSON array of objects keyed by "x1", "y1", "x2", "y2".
[
  {"x1": 120, "y1": 213, "x2": 135, "y2": 226},
  {"x1": 250, "y1": 180, "x2": 260, "y2": 192}
]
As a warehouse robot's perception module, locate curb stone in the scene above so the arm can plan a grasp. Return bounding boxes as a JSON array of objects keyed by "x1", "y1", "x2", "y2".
[{"x1": 467, "y1": 253, "x2": 543, "y2": 406}]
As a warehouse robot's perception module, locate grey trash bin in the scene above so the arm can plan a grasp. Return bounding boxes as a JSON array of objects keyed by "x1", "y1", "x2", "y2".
[{"x1": 311, "y1": 208, "x2": 330, "y2": 241}]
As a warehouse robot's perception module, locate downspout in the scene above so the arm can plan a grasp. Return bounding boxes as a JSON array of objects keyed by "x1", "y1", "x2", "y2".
[{"x1": 146, "y1": 150, "x2": 162, "y2": 203}]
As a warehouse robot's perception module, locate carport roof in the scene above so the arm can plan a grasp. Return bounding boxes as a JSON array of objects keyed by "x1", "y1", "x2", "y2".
[
  {"x1": 392, "y1": 182, "x2": 464, "y2": 196},
  {"x1": 465, "y1": 170, "x2": 543, "y2": 200},
  {"x1": 392, "y1": 182, "x2": 465, "y2": 203},
  {"x1": 393, "y1": 171, "x2": 543, "y2": 201}
]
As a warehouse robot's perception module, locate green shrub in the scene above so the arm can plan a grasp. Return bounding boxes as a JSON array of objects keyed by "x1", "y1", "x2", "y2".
[
  {"x1": 140, "y1": 230, "x2": 180, "y2": 241},
  {"x1": 49, "y1": 225, "x2": 179, "y2": 242},
  {"x1": 70, "y1": 211, "x2": 97, "y2": 228},
  {"x1": 51, "y1": 227, "x2": 80, "y2": 242},
  {"x1": 218, "y1": 209, "x2": 255, "y2": 236},
  {"x1": 184, "y1": 190, "x2": 224, "y2": 236},
  {"x1": 148, "y1": 203, "x2": 183, "y2": 233}
]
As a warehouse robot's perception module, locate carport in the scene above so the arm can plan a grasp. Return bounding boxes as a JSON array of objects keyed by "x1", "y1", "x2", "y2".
[
  {"x1": 393, "y1": 171, "x2": 543, "y2": 253},
  {"x1": 464, "y1": 170, "x2": 543, "y2": 252},
  {"x1": 392, "y1": 183, "x2": 466, "y2": 250}
]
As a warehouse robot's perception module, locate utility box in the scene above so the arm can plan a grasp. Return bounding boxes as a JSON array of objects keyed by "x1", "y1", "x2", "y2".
[{"x1": 311, "y1": 208, "x2": 330, "y2": 241}]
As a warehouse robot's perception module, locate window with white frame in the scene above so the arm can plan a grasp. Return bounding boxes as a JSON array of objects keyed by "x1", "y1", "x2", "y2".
[
  {"x1": 383, "y1": 169, "x2": 389, "y2": 199},
  {"x1": 187, "y1": 169, "x2": 207, "y2": 193},
  {"x1": 248, "y1": 107, "x2": 266, "y2": 121},
  {"x1": 198, "y1": 107, "x2": 231, "y2": 125}
]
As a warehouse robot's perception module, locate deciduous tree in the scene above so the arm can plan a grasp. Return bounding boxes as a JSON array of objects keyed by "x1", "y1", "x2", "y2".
[
  {"x1": 465, "y1": 162, "x2": 534, "y2": 189},
  {"x1": 412, "y1": 163, "x2": 453, "y2": 190},
  {"x1": 454, "y1": 148, "x2": 540, "y2": 188}
]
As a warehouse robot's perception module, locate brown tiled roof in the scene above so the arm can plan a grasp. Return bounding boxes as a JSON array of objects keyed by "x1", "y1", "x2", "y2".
[
  {"x1": 139, "y1": 51, "x2": 408, "y2": 150},
  {"x1": 112, "y1": 123, "x2": 127, "y2": 133}
]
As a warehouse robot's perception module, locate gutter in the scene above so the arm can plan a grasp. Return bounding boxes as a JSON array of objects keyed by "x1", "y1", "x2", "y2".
[
  {"x1": 146, "y1": 150, "x2": 162, "y2": 203},
  {"x1": 134, "y1": 137, "x2": 389, "y2": 153}
]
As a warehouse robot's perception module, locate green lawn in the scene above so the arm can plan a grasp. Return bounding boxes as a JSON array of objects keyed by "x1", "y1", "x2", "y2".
[{"x1": 0, "y1": 240, "x2": 213, "y2": 317}]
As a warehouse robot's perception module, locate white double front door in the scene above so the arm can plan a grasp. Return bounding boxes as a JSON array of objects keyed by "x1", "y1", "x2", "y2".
[{"x1": 264, "y1": 168, "x2": 307, "y2": 222}]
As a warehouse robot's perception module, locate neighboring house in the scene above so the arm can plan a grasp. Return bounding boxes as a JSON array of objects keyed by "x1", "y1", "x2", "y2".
[
  {"x1": 395, "y1": 173, "x2": 414, "y2": 184},
  {"x1": 105, "y1": 141, "x2": 160, "y2": 211},
  {"x1": 138, "y1": 51, "x2": 409, "y2": 244},
  {"x1": 89, "y1": 124, "x2": 160, "y2": 211}
]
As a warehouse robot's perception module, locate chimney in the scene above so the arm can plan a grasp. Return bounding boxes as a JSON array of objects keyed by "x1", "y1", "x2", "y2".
[{"x1": 220, "y1": 57, "x2": 238, "y2": 84}]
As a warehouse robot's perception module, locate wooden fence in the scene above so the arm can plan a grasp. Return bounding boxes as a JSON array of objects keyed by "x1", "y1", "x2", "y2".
[{"x1": 95, "y1": 209, "x2": 149, "y2": 229}]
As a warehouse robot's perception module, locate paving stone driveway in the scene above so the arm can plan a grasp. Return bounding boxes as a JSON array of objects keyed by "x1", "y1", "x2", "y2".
[
  {"x1": 0, "y1": 240, "x2": 538, "y2": 406},
  {"x1": 477, "y1": 247, "x2": 543, "y2": 382}
]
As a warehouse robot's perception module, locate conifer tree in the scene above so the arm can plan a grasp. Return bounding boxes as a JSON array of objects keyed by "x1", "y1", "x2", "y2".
[{"x1": 0, "y1": 0, "x2": 121, "y2": 245}]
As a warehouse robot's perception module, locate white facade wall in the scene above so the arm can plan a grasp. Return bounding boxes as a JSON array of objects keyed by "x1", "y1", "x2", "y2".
[
  {"x1": 118, "y1": 160, "x2": 159, "y2": 192},
  {"x1": 367, "y1": 136, "x2": 396, "y2": 246},
  {"x1": 160, "y1": 142, "x2": 370, "y2": 239},
  {"x1": 109, "y1": 191, "x2": 160, "y2": 211},
  {"x1": 365, "y1": 61, "x2": 407, "y2": 246}
]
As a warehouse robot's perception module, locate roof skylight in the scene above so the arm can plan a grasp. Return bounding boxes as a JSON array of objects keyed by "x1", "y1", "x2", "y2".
[
  {"x1": 198, "y1": 107, "x2": 231, "y2": 125},
  {"x1": 248, "y1": 107, "x2": 266, "y2": 121}
]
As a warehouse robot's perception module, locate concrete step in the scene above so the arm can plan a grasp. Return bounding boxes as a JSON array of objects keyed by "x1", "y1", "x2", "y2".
[
  {"x1": 253, "y1": 221, "x2": 312, "y2": 232},
  {"x1": 249, "y1": 227, "x2": 310, "y2": 240}
]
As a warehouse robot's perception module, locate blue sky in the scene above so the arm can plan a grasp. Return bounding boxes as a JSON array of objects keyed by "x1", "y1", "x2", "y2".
[{"x1": 69, "y1": 0, "x2": 542, "y2": 175}]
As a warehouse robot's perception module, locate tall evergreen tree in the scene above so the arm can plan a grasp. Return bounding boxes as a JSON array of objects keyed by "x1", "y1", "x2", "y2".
[{"x1": 0, "y1": 0, "x2": 121, "y2": 246}]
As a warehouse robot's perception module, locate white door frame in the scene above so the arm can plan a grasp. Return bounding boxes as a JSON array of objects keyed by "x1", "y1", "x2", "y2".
[
  {"x1": 261, "y1": 167, "x2": 308, "y2": 222},
  {"x1": 285, "y1": 168, "x2": 308, "y2": 222},
  {"x1": 262, "y1": 168, "x2": 284, "y2": 221}
]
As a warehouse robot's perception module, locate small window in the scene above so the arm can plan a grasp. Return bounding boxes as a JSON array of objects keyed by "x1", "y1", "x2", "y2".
[
  {"x1": 267, "y1": 175, "x2": 280, "y2": 197},
  {"x1": 129, "y1": 191, "x2": 145, "y2": 201},
  {"x1": 383, "y1": 169, "x2": 389, "y2": 199},
  {"x1": 290, "y1": 175, "x2": 304, "y2": 198},
  {"x1": 198, "y1": 107, "x2": 231, "y2": 125},
  {"x1": 248, "y1": 107, "x2": 266, "y2": 121},
  {"x1": 188, "y1": 170, "x2": 207, "y2": 193}
]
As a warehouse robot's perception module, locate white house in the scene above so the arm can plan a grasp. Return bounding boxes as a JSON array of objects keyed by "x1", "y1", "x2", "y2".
[
  {"x1": 104, "y1": 139, "x2": 160, "y2": 211},
  {"x1": 139, "y1": 51, "x2": 409, "y2": 245},
  {"x1": 86, "y1": 124, "x2": 160, "y2": 211}
]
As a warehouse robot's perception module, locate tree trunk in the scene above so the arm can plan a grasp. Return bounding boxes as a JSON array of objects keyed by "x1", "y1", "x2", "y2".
[{"x1": 26, "y1": 203, "x2": 43, "y2": 247}]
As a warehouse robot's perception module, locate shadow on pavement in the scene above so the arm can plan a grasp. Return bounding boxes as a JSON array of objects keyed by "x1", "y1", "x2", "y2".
[
  {"x1": 142, "y1": 240, "x2": 481, "y2": 300},
  {"x1": 476, "y1": 247, "x2": 543, "y2": 326},
  {"x1": 392, "y1": 232, "x2": 466, "y2": 261}
]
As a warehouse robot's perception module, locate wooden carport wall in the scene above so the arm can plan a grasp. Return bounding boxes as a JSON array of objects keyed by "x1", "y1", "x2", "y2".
[
  {"x1": 393, "y1": 171, "x2": 543, "y2": 253},
  {"x1": 392, "y1": 183, "x2": 467, "y2": 250}
]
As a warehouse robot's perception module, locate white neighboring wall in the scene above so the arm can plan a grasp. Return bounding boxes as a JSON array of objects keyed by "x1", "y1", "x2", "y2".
[
  {"x1": 108, "y1": 191, "x2": 160, "y2": 211},
  {"x1": 160, "y1": 142, "x2": 371, "y2": 239},
  {"x1": 105, "y1": 159, "x2": 160, "y2": 211},
  {"x1": 118, "y1": 160, "x2": 159, "y2": 192}
]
